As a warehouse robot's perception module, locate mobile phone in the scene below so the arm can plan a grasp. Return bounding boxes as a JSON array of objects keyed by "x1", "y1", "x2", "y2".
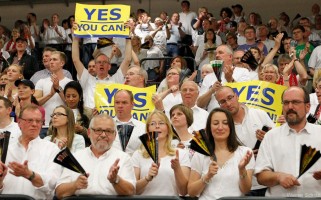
[
  {"x1": 0, "y1": 84, "x2": 5, "y2": 90},
  {"x1": 253, "y1": 126, "x2": 270, "y2": 150}
]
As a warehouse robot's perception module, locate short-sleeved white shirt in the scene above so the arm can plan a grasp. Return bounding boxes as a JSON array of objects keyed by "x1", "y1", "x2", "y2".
[
  {"x1": 255, "y1": 123, "x2": 321, "y2": 197},
  {"x1": 78, "y1": 68, "x2": 124, "y2": 109},
  {"x1": 56, "y1": 147, "x2": 136, "y2": 195},
  {"x1": 191, "y1": 146, "x2": 255, "y2": 200},
  {"x1": 113, "y1": 116, "x2": 146, "y2": 156},
  {"x1": 131, "y1": 148, "x2": 190, "y2": 196}
]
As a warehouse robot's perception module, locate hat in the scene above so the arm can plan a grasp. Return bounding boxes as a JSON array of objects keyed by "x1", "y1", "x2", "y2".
[
  {"x1": 15, "y1": 79, "x2": 35, "y2": 89},
  {"x1": 16, "y1": 37, "x2": 28, "y2": 43},
  {"x1": 232, "y1": 4, "x2": 243, "y2": 10}
]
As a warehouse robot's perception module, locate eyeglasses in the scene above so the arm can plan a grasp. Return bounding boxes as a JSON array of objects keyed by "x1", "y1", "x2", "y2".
[
  {"x1": 218, "y1": 95, "x2": 235, "y2": 105},
  {"x1": 149, "y1": 121, "x2": 166, "y2": 127},
  {"x1": 96, "y1": 61, "x2": 110, "y2": 65},
  {"x1": 91, "y1": 128, "x2": 115, "y2": 136},
  {"x1": 20, "y1": 118, "x2": 43, "y2": 125},
  {"x1": 125, "y1": 72, "x2": 140, "y2": 77},
  {"x1": 167, "y1": 72, "x2": 179, "y2": 77},
  {"x1": 282, "y1": 100, "x2": 306, "y2": 106},
  {"x1": 50, "y1": 112, "x2": 67, "y2": 118}
]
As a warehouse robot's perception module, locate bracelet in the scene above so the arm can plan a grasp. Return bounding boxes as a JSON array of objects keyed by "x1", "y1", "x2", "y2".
[
  {"x1": 294, "y1": 58, "x2": 299, "y2": 62},
  {"x1": 145, "y1": 176, "x2": 153, "y2": 182},
  {"x1": 201, "y1": 175, "x2": 210, "y2": 185},
  {"x1": 28, "y1": 171, "x2": 35, "y2": 181},
  {"x1": 239, "y1": 171, "x2": 247, "y2": 179}
]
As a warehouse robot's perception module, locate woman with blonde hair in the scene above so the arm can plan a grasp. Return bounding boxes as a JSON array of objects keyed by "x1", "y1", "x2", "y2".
[
  {"x1": 45, "y1": 105, "x2": 85, "y2": 153},
  {"x1": 131, "y1": 110, "x2": 190, "y2": 196},
  {"x1": 4, "y1": 64, "x2": 23, "y2": 102}
]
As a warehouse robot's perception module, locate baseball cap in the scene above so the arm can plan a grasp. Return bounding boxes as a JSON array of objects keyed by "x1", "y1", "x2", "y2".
[
  {"x1": 232, "y1": 4, "x2": 243, "y2": 10},
  {"x1": 15, "y1": 79, "x2": 35, "y2": 89},
  {"x1": 16, "y1": 37, "x2": 28, "y2": 43}
]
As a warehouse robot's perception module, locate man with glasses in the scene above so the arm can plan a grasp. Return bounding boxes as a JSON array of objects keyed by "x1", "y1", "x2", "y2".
[
  {"x1": 215, "y1": 86, "x2": 274, "y2": 196},
  {"x1": 292, "y1": 25, "x2": 314, "y2": 71},
  {"x1": 124, "y1": 66, "x2": 147, "y2": 88},
  {"x1": 255, "y1": 86, "x2": 321, "y2": 197},
  {"x1": 55, "y1": 114, "x2": 135, "y2": 198},
  {"x1": 197, "y1": 44, "x2": 250, "y2": 111},
  {"x1": 0, "y1": 104, "x2": 62, "y2": 199},
  {"x1": 72, "y1": 31, "x2": 132, "y2": 109}
]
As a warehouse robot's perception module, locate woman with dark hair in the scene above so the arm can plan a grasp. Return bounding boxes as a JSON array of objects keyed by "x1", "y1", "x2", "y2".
[
  {"x1": 218, "y1": 7, "x2": 233, "y2": 34},
  {"x1": 45, "y1": 105, "x2": 85, "y2": 153},
  {"x1": 195, "y1": 29, "x2": 216, "y2": 69},
  {"x1": 64, "y1": 81, "x2": 92, "y2": 146},
  {"x1": 13, "y1": 79, "x2": 45, "y2": 122},
  {"x1": 188, "y1": 108, "x2": 254, "y2": 199}
]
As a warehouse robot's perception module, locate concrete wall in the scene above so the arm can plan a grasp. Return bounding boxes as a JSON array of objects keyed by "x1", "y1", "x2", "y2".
[{"x1": 0, "y1": 0, "x2": 319, "y2": 29}]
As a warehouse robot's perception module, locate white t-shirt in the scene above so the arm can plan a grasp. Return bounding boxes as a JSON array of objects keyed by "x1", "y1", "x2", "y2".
[
  {"x1": 191, "y1": 146, "x2": 255, "y2": 200},
  {"x1": 113, "y1": 116, "x2": 146, "y2": 156},
  {"x1": 78, "y1": 68, "x2": 124, "y2": 109},
  {"x1": 35, "y1": 76, "x2": 72, "y2": 126},
  {"x1": 308, "y1": 45, "x2": 321, "y2": 70},
  {"x1": 131, "y1": 148, "x2": 190, "y2": 196},
  {"x1": 0, "y1": 121, "x2": 21, "y2": 145}
]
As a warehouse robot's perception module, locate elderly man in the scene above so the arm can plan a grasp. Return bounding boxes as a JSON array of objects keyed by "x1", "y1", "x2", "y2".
[
  {"x1": 215, "y1": 86, "x2": 274, "y2": 196},
  {"x1": 124, "y1": 66, "x2": 147, "y2": 88},
  {"x1": 72, "y1": 31, "x2": 131, "y2": 109},
  {"x1": 0, "y1": 105, "x2": 62, "y2": 199},
  {"x1": 180, "y1": 81, "x2": 208, "y2": 131},
  {"x1": 55, "y1": 114, "x2": 136, "y2": 198},
  {"x1": 255, "y1": 86, "x2": 321, "y2": 197},
  {"x1": 197, "y1": 44, "x2": 250, "y2": 111},
  {"x1": 113, "y1": 90, "x2": 145, "y2": 155}
]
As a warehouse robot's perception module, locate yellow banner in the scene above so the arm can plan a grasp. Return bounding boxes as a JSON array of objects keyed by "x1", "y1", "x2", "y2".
[
  {"x1": 95, "y1": 84, "x2": 156, "y2": 123},
  {"x1": 74, "y1": 3, "x2": 130, "y2": 38},
  {"x1": 226, "y1": 80, "x2": 287, "y2": 124}
]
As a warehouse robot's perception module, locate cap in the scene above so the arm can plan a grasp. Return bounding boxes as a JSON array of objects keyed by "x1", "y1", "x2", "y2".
[
  {"x1": 15, "y1": 79, "x2": 35, "y2": 89},
  {"x1": 232, "y1": 4, "x2": 243, "y2": 10},
  {"x1": 16, "y1": 37, "x2": 28, "y2": 43}
]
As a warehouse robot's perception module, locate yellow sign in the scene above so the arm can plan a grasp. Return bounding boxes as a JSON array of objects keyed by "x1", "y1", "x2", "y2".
[
  {"x1": 226, "y1": 80, "x2": 287, "y2": 124},
  {"x1": 95, "y1": 84, "x2": 156, "y2": 123},
  {"x1": 74, "y1": 3, "x2": 130, "y2": 38}
]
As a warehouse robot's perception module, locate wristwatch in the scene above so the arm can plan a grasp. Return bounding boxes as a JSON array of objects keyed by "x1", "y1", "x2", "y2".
[
  {"x1": 55, "y1": 86, "x2": 63, "y2": 93},
  {"x1": 28, "y1": 171, "x2": 35, "y2": 181}
]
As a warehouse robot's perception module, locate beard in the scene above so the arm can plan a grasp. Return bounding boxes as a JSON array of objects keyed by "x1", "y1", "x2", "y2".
[
  {"x1": 286, "y1": 109, "x2": 306, "y2": 125},
  {"x1": 91, "y1": 139, "x2": 113, "y2": 153}
]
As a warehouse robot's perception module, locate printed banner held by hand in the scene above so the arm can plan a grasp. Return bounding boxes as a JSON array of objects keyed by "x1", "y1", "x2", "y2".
[{"x1": 74, "y1": 3, "x2": 130, "y2": 38}]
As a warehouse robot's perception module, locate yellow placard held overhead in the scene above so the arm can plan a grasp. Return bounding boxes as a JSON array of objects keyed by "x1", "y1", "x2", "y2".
[
  {"x1": 95, "y1": 84, "x2": 156, "y2": 123},
  {"x1": 74, "y1": 3, "x2": 130, "y2": 38},
  {"x1": 226, "y1": 80, "x2": 287, "y2": 125}
]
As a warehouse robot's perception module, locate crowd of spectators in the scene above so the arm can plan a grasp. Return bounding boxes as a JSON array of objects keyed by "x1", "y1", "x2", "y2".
[{"x1": 0, "y1": 1, "x2": 321, "y2": 199}]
